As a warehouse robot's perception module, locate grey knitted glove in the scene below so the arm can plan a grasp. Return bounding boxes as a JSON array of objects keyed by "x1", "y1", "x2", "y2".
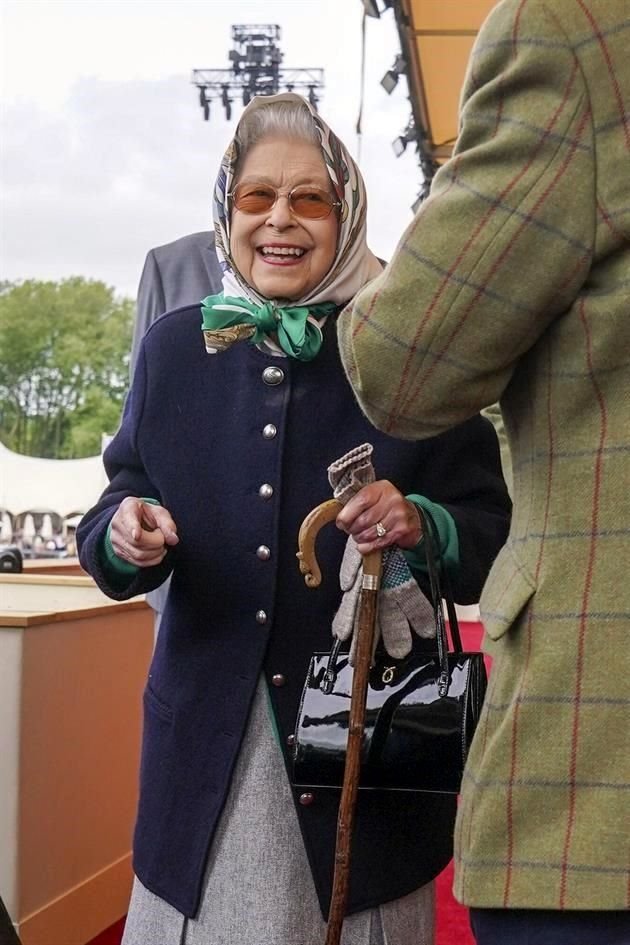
[
  {"x1": 332, "y1": 539, "x2": 435, "y2": 663},
  {"x1": 327, "y1": 442, "x2": 435, "y2": 663},
  {"x1": 328, "y1": 442, "x2": 376, "y2": 504},
  {"x1": 378, "y1": 544, "x2": 436, "y2": 656},
  {"x1": 331, "y1": 537, "x2": 367, "y2": 664}
]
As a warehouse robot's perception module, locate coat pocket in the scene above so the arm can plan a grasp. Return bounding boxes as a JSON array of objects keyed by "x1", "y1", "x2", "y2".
[
  {"x1": 479, "y1": 542, "x2": 536, "y2": 641},
  {"x1": 143, "y1": 682, "x2": 174, "y2": 723}
]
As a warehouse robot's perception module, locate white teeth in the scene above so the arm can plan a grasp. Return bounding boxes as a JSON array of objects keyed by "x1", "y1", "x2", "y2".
[{"x1": 260, "y1": 246, "x2": 306, "y2": 257}]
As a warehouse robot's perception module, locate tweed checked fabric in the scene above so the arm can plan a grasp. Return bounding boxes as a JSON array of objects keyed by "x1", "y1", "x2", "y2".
[{"x1": 338, "y1": 0, "x2": 630, "y2": 912}]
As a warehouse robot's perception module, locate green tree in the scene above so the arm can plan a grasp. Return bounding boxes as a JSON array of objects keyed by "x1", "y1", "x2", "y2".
[{"x1": 0, "y1": 278, "x2": 133, "y2": 458}]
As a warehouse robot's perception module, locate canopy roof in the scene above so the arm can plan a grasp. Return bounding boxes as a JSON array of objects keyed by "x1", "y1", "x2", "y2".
[
  {"x1": 0, "y1": 440, "x2": 107, "y2": 520},
  {"x1": 395, "y1": 0, "x2": 497, "y2": 163}
]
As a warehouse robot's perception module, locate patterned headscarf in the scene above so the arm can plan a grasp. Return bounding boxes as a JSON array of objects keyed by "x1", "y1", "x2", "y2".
[{"x1": 212, "y1": 92, "x2": 382, "y2": 308}]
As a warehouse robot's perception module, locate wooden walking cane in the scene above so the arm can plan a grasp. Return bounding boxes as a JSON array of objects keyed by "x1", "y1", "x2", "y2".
[{"x1": 297, "y1": 499, "x2": 383, "y2": 945}]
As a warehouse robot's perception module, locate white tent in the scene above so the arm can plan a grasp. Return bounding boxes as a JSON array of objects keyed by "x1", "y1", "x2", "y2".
[{"x1": 0, "y1": 441, "x2": 108, "y2": 521}]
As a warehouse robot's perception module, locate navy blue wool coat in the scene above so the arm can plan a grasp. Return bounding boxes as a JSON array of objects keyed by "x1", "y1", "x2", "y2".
[{"x1": 78, "y1": 305, "x2": 510, "y2": 919}]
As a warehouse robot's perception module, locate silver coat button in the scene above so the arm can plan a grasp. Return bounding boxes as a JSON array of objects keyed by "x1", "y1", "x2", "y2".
[
  {"x1": 262, "y1": 423, "x2": 277, "y2": 439},
  {"x1": 262, "y1": 366, "x2": 285, "y2": 386},
  {"x1": 255, "y1": 610, "x2": 267, "y2": 624},
  {"x1": 256, "y1": 545, "x2": 271, "y2": 561},
  {"x1": 259, "y1": 483, "x2": 274, "y2": 500}
]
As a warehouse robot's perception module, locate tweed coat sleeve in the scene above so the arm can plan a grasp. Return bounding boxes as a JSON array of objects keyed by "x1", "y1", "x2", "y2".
[
  {"x1": 340, "y1": 0, "x2": 630, "y2": 914},
  {"x1": 337, "y1": 0, "x2": 595, "y2": 438}
]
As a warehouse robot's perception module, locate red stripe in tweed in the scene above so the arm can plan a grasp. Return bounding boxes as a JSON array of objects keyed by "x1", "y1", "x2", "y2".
[
  {"x1": 398, "y1": 92, "x2": 589, "y2": 430},
  {"x1": 503, "y1": 345, "x2": 556, "y2": 906},
  {"x1": 495, "y1": 0, "x2": 527, "y2": 138},
  {"x1": 574, "y1": 0, "x2": 630, "y2": 151},
  {"x1": 597, "y1": 199, "x2": 627, "y2": 240},
  {"x1": 558, "y1": 300, "x2": 609, "y2": 907},
  {"x1": 385, "y1": 50, "x2": 581, "y2": 434},
  {"x1": 483, "y1": 555, "x2": 526, "y2": 616},
  {"x1": 344, "y1": 283, "x2": 382, "y2": 384},
  {"x1": 511, "y1": 0, "x2": 529, "y2": 56},
  {"x1": 349, "y1": 155, "x2": 460, "y2": 345},
  {"x1": 350, "y1": 279, "x2": 381, "y2": 344},
  {"x1": 555, "y1": 250, "x2": 591, "y2": 298},
  {"x1": 463, "y1": 655, "x2": 503, "y2": 891}
]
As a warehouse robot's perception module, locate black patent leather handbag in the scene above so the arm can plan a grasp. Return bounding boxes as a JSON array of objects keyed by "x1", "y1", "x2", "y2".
[{"x1": 292, "y1": 507, "x2": 488, "y2": 794}]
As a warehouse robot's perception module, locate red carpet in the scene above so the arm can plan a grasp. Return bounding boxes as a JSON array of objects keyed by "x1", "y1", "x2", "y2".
[
  {"x1": 88, "y1": 623, "x2": 485, "y2": 945},
  {"x1": 436, "y1": 860, "x2": 475, "y2": 945},
  {"x1": 88, "y1": 917, "x2": 125, "y2": 945}
]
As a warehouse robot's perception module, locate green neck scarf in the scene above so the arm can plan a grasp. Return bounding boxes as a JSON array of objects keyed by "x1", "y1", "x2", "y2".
[{"x1": 200, "y1": 294, "x2": 337, "y2": 361}]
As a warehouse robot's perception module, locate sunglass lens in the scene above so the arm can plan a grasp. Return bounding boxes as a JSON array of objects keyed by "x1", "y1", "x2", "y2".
[
  {"x1": 234, "y1": 185, "x2": 275, "y2": 213},
  {"x1": 292, "y1": 189, "x2": 334, "y2": 219}
]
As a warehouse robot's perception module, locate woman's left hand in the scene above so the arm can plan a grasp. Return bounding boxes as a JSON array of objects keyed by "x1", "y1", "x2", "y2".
[{"x1": 335, "y1": 480, "x2": 422, "y2": 555}]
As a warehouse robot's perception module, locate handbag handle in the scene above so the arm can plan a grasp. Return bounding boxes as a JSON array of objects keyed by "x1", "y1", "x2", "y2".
[
  {"x1": 320, "y1": 507, "x2": 462, "y2": 698},
  {"x1": 414, "y1": 505, "x2": 461, "y2": 696}
]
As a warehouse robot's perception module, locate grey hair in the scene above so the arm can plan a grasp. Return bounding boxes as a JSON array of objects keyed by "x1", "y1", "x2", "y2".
[{"x1": 234, "y1": 101, "x2": 320, "y2": 164}]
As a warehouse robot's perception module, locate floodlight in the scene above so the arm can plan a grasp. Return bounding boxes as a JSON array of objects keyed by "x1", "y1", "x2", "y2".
[
  {"x1": 197, "y1": 87, "x2": 210, "y2": 121},
  {"x1": 392, "y1": 135, "x2": 407, "y2": 158},
  {"x1": 361, "y1": 0, "x2": 381, "y2": 17},
  {"x1": 380, "y1": 70, "x2": 398, "y2": 95},
  {"x1": 380, "y1": 55, "x2": 406, "y2": 95}
]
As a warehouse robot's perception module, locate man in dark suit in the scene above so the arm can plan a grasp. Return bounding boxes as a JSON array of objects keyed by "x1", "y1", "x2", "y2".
[
  {"x1": 131, "y1": 231, "x2": 223, "y2": 371},
  {"x1": 130, "y1": 231, "x2": 223, "y2": 629}
]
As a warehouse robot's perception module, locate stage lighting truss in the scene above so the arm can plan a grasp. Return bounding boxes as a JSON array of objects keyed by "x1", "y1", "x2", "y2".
[{"x1": 192, "y1": 24, "x2": 324, "y2": 122}]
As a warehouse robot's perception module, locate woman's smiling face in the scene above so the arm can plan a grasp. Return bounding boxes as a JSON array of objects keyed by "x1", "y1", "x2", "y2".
[{"x1": 229, "y1": 136, "x2": 339, "y2": 301}]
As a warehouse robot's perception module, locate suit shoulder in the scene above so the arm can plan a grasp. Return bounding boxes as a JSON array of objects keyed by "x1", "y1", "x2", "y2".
[{"x1": 151, "y1": 231, "x2": 215, "y2": 258}]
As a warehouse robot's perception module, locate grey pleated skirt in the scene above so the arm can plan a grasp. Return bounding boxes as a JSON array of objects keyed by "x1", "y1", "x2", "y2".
[{"x1": 122, "y1": 679, "x2": 435, "y2": 945}]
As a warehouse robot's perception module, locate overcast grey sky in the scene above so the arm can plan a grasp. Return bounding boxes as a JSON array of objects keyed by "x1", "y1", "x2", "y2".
[{"x1": 1, "y1": 0, "x2": 423, "y2": 298}]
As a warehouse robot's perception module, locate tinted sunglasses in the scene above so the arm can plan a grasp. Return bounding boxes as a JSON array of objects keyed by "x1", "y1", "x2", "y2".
[{"x1": 228, "y1": 182, "x2": 341, "y2": 220}]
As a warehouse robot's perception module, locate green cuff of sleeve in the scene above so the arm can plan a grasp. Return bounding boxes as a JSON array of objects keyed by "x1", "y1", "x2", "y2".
[
  {"x1": 100, "y1": 497, "x2": 160, "y2": 579},
  {"x1": 403, "y1": 495, "x2": 460, "y2": 576}
]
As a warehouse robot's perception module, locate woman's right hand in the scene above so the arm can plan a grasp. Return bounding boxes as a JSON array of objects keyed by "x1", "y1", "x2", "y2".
[{"x1": 109, "y1": 497, "x2": 179, "y2": 568}]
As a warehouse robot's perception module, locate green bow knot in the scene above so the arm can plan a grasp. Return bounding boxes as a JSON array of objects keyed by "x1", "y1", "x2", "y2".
[{"x1": 201, "y1": 294, "x2": 337, "y2": 361}]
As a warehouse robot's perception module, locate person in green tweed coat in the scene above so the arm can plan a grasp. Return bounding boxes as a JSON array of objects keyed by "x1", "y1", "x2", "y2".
[{"x1": 338, "y1": 0, "x2": 630, "y2": 942}]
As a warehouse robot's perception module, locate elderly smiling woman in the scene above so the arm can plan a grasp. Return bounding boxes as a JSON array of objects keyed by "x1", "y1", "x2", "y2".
[{"x1": 77, "y1": 94, "x2": 510, "y2": 945}]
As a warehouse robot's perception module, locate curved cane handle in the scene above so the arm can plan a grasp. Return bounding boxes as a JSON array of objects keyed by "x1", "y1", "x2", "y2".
[{"x1": 296, "y1": 498, "x2": 343, "y2": 588}]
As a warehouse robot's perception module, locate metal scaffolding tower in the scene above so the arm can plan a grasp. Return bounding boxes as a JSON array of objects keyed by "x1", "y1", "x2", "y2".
[{"x1": 192, "y1": 24, "x2": 325, "y2": 121}]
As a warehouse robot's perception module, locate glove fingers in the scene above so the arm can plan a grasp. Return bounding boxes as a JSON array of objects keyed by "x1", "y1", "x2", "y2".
[
  {"x1": 378, "y1": 597, "x2": 413, "y2": 659},
  {"x1": 382, "y1": 548, "x2": 436, "y2": 640},
  {"x1": 332, "y1": 579, "x2": 361, "y2": 642},
  {"x1": 393, "y1": 585, "x2": 436, "y2": 638},
  {"x1": 349, "y1": 623, "x2": 360, "y2": 665},
  {"x1": 339, "y1": 538, "x2": 362, "y2": 591}
]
